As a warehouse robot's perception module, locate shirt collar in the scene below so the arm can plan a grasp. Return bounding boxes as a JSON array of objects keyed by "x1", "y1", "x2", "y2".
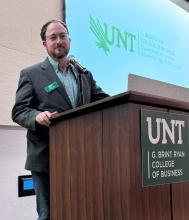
[
  {"x1": 48, "y1": 55, "x2": 73, "y2": 73},
  {"x1": 47, "y1": 55, "x2": 79, "y2": 80},
  {"x1": 48, "y1": 55, "x2": 59, "y2": 73}
]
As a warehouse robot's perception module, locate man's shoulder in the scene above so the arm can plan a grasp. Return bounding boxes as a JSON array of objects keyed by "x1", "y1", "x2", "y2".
[{"x1": 21, "y1": 58, "x2": 49, "y2": 73}]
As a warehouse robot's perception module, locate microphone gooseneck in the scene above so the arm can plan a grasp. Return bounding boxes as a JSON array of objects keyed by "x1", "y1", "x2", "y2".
[{"x1": 68, "y1": 55, "x2": 88, "y2": 74}]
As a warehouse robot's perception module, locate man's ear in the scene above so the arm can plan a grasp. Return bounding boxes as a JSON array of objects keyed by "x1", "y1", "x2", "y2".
[{"x1": 43, "y1": 41, "x2": 46, "y2": 47}]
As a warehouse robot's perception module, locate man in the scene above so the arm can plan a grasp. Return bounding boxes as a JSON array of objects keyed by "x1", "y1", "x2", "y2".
[{"x1": 12, "y1": 20, "x2": 109, "y2": 220}]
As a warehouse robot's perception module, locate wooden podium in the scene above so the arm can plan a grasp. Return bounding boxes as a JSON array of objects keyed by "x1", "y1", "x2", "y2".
[{"x1": 50, "y1": 91, "x2": 189, "y2": 220}]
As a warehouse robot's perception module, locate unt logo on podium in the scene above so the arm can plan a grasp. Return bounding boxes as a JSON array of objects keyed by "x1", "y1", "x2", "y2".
[
  {"x1": 141, "y1": 109, "x2": 189, "y2": 186},
  {"x1": 146, "y1": 117, "x2": 185, "y2": 145}
]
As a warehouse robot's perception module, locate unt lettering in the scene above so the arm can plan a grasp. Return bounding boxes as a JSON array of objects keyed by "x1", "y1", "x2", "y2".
[{"x1": 146, "y1": 117, "x2": 185, "y2": 145}]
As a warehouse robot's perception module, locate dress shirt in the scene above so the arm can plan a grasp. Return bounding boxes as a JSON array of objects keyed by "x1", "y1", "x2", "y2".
[{"x1": 48, "y1": 56, "x2": 78, "y2": 108}]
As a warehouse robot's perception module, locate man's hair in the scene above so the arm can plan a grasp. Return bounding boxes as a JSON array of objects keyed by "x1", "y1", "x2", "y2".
[{"x1": 40, "y1": 20, "x2": 69, "y2": 41}]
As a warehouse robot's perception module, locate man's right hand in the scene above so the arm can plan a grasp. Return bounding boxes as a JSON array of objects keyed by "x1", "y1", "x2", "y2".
[{"x1": 36, "y1": 111, "x2": 58, "y2": 127}]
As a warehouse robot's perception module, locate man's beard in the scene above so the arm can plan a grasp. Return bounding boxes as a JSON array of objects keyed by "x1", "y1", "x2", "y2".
[{"x1": 49, "y1": 46, "x2": 69, "y2": 59}]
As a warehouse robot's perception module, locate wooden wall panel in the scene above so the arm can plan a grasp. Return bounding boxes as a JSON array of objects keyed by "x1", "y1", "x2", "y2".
[
  {"x1": 169, "y1": 109, "x2": 189, "y2": 220},
  {"x1": 172, "y1": 183, "x2": 189, "y2": 220},
  {"x1": 51, "y1": 111, "x2": 104, "y2": 220}
]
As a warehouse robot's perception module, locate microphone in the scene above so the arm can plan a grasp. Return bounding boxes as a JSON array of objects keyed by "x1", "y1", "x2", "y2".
[{"x1": 68, "y1": 55, "x2": 88, "y2": 74}]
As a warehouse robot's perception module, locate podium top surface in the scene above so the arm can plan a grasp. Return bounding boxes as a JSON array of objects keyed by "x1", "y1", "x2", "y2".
[{"x1": 51, "y1": 91, "x2": 189, "y2": 125}]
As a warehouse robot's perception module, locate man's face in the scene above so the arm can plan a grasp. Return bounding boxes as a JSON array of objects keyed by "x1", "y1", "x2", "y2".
[{"x1": 43, "y1": 22, "x2": 70, "y2": 60}]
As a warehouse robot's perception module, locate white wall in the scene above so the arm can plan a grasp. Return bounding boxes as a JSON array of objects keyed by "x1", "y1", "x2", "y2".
[
  {"x1": 0, "y1": 126, "x2": 37, "y2": 220},
  {"x1": 0, "y1": 0, "x2": 63, "y2": 218},
  {"x1": 0, "y1": 0, "x2": 62, "y2": 125}
]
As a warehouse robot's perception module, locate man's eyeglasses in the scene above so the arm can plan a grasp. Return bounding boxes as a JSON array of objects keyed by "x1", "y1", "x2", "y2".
[{"x1": 46, "y1": 33, "x2": 68, "y2": 42}]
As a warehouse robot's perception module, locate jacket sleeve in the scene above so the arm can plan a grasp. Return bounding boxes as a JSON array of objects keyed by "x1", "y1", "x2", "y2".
[{"x1": 12, "y1": 70, "x2": 41, "y2": 131}]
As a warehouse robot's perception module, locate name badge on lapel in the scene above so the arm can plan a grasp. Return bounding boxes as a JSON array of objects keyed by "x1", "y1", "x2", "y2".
[{"x1": 44, "y1": 82, "x2": 59, "y2": 93}]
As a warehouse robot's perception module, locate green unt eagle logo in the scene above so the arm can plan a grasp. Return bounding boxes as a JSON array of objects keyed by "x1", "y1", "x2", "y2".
[{"x1": 89, "y1": 15, "x2": 136, "y2": 55}]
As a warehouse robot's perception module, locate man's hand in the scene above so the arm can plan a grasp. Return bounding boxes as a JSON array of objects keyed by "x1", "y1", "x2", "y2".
[{"x1": 36, "y1": 111, "x2": 58, "y2": 127}]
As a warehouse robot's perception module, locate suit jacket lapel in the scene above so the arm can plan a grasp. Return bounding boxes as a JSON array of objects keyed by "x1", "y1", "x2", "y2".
[{"x1": 41, "y1": 58, "x2": 73, "y2": 107}]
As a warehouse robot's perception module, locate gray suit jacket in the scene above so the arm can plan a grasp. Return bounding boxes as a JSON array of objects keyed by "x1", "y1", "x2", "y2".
[{"x1": 12, "y1": 58, "x2": 109, "y2": 172}]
